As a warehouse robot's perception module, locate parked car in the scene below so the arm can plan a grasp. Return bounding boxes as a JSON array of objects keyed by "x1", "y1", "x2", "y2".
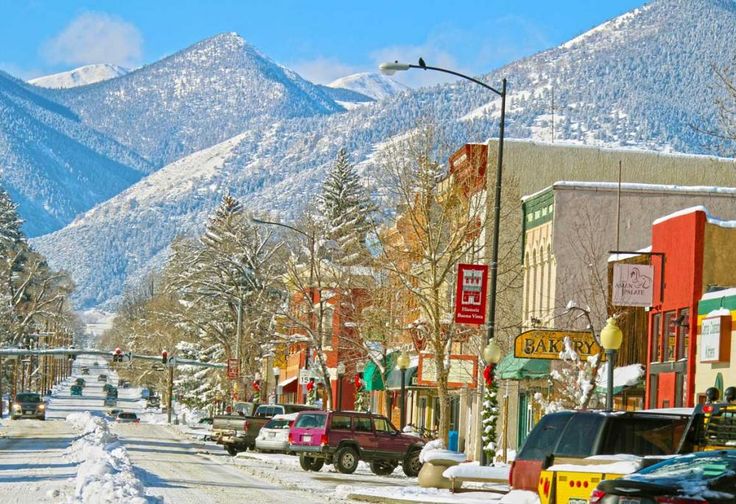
[
  {"x1": 70, "y1": 385, "x2": 83, "y2": 396},
  {"x1": 256, "y1": 413, "x2": 298, "y2": 453},
  {"x1": 116, "y1": 412, "x2": 140, "y2": 423},
  {"x1": 120, "y1": 381, "x2": 130, "y2": 389},
  {"x1": 510, "y1": 409, "x2": 694, "y2": 492},
  {"x1": 10, "y1": 392, "x2": 46, "y2": 420},
  {"x1": 106, "y1": 387, "x2": 118, "y2": 398},
  {"x1": 215, "y1": 403, "x2": 319, "y2": 456},
  {"x1": 590, "y1": 450, "x2": 736, "y2": 504},
  {"x1": 289, "y1": 410, "x2": 424, "y2": 476},
  {"x1": 97, "y1": 374, "x2": 108, "y2": 382},
  {"x1": 75, "y1": 377, "x2": 86, "y2": 387},
  {"x1": 81, "y1": 367, "x2": 90, "y2": 375},
  {"x1": 103, "y1": 397, "x2": 117, "y2": 407},
  {"x1": 146, "y1": 396, "x2": 161, "y2": 408},
  {"x1": 107, "y1": 408, "x2": 123, "y2": 418}
]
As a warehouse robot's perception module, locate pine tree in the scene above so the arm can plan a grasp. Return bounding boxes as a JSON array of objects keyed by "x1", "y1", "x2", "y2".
[
  {"x1": 0, "y1": 186, "x2": 23, "y2": 251},
  {"x1": 481, "y1": 365, "x2": 499, "y2": 463},
  {"x1": 316, "y1": 148, "x2": 375, "y2": 265}
]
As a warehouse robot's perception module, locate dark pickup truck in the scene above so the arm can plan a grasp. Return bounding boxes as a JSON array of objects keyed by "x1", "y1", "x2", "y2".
[{"x1": 214, "y1": 403, "x2": 319, "y2": 456}]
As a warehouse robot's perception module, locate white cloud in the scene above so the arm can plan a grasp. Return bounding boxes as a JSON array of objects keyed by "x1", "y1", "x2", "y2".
[
  {"x1": 42, "y1": 12, "x2": 143, "y2": 68},
  {"x1": 290, "y1": 56, "x2": 363, "y2": 85}
]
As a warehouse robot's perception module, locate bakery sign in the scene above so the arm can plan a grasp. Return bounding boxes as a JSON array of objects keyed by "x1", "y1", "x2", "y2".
[
  {"x1": 514, "y1": 329, "x2": 603, "y2": 360},
  {"x1": 700, "y1": 315, "x2": 731, "y2": 363}
]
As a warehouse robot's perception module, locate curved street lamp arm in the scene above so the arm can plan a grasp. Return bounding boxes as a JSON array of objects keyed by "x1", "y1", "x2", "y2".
[
  {"x1": 407, "y1": 64, "x2": 504, "y2": 97},
  {"x1": 250, "y1": 217, "x2": 311, "y2": 241}
]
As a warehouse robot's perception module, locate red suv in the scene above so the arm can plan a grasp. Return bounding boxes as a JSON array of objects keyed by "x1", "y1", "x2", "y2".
[{"x1": 289, "y1": 410, "x2": 425, "y2": 476}]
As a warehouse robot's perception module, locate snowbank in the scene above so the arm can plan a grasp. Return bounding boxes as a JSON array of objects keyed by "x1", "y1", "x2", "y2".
[
  {"x1": 547, "y1": 453, "x2": 643, "y2": 475},
  {"x1": 443, "y1": 462, "x2": 510, "y2": 481},
  {"x1": 419, "y1": 439, "x2": 467, "y2": 464},
  {"x1": 65, "y1": 412, "x2": 147, "y2": 504}
]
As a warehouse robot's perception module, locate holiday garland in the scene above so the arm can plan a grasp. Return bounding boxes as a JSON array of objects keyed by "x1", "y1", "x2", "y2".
[{"x1": 481, "y1": 364, "x2": 499, "y2": 463}]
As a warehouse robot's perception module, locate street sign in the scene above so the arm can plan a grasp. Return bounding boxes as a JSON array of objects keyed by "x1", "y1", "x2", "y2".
[
  {"x1": 167, "y1": 357, "x2": 177, "y2": 367},
  {"x1": 417, "y1": 353, "x2": 478, "y2": 388},
  {"x1": 226, "y1": 358, "x2": 239, "y2": 380},
  {"x1": 299, "y1": 369, "x2": 322, "y2": 385},
  {"x1": 454, "y1": 264, "x2": 488, "y2": 325},
  {"x1": 514, "y1": 329, "x2": 602, "y2": 360}
]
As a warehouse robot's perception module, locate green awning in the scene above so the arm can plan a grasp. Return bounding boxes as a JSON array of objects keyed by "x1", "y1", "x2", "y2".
[
  {"x1": 363, "y1": 352, "x2": 399, "y2": 391},
  {"x1": 496, "y1": 354, "x2": 550, "y2": 380}
]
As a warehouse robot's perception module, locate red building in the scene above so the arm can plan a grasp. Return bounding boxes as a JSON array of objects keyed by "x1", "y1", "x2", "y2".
[{"x1": 645, "y1": 206, "x2": 736, "y2": 408}]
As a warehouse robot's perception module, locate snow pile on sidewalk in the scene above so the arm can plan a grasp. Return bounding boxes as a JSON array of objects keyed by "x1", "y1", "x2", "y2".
[
  {"x1": 65, "y1": 412, "x2": 148, "y2": 504},
  {"x1": 443, "y1": 462, "x2": 510, "y2": 481}
]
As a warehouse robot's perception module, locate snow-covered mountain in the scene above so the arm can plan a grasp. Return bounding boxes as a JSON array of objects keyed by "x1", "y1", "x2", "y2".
[
  {"x1": 31, "y1": 0, "x2": 736, "y2": 307},
  {"x1": 0, "y1": 71, "x2": 151, "y2": 236},
  {"x1": 327, "y1": 72, "x2": 407, "y2": 101},
  {"x1": 29, "y1": 64, "x2": 129, "y2": 89},
  {"x1": 46, "y1": 33, "x2": 345, "y2": 167}
]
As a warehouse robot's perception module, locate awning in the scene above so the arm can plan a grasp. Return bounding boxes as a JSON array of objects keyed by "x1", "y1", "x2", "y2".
[
  {"x1": 496, "y1": 354, "x2": 550, "y2": 380},
  {"x1": 278, "y1": 376, "x2": 298, "y2": 392},
  {"x1": 363, "y1": 352, "x2": 399, "y2": 391}
]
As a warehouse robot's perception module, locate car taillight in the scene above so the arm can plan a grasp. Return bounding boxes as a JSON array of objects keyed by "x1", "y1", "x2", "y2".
[
  {"x1": 703, "y1": 404, "x2": 713, "y2": 413},
  {"x1": 588, "y1": 489, "x2": 606, "y2": 503},
  {"x1": 320, "y1": 433, "x2": 328, "y2": 446},
  {"x1": 288, "y1": 431, "x2": 293, "y2": 444},
  {"x1": 244, "y1": 421, "x2": 249, "y2": 431}
]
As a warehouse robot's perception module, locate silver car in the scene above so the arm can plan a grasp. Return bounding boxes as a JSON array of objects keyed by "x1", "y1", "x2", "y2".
[
  {"x1": 10, "y1": 392, "x2": 46, "y2": 420},
  {"x1": 255, "y1": 413, "x2": 297, "y2": 453}
]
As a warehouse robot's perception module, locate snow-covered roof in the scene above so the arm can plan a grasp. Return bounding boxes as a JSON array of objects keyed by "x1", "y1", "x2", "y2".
[
  {"x1": 701, "y1": 287, "x2": 736, "y2": 301},
  {"x1": 608, "y1": 246, "x2": 652, "y2": 263},
  {"x1": 652, "y1": 205, "x2": 736, "y2": 229},
  {"x1": 523, "y1": 181, "x2": 736, "y2": 202}
]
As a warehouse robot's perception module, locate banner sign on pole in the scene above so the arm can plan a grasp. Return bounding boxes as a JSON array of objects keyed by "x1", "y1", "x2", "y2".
[
  {"x1": 226, "y1": 358, "x2": 239, "y2": 380},
  {"x1": 612, "y1": 263, "x2": 654, "y2": 307},
  {"x1": 454, "y1": 263, "x2": 489, "y2": 325}
]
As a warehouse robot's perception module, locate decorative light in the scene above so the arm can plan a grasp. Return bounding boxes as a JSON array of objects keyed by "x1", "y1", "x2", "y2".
[
  {"x1": 600, "y1": 317, "x2": 623, "y2": 351},
  {"x1": 397, "y1": 350, "x2": 411, "y2": 370},
  {"x1": 483, "y1": 339, "x2": 502, "y2": 364}
]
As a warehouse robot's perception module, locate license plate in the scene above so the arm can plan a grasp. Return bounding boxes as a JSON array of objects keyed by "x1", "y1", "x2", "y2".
[
  {"x1": 303, "y1": 435, "x2": 311, "y2": 443},
  {"x1": 25, "y1": 411, "x2": 33, "y2": 415},
  {"x1": 269, "y1": 432, "x2": 276, "y2": 437},
  {"x1": 620, "y1": 499, "x2": 641, "y2": 504},
  {"x1": 568, "y1": 500, "x2": 587, "y2": 504}
]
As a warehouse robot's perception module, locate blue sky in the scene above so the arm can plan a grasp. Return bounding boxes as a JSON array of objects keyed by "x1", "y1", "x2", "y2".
[{"x1": 0, "y1": 0, "x2": 645, "y2": 87}]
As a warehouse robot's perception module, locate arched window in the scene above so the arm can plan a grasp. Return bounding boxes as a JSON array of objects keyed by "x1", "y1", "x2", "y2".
[
  {"x1": 530, "y1": 249, "x2": 537, "y2": 318},
  {"x1": 524, "y1": 252, "x2": 530, "y2": 320},
  {"x1": 538, "y1": 245, "x2": 545, "y2": 320}
]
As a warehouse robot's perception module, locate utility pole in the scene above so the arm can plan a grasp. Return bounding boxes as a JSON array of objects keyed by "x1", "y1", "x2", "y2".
[{"x1": 167, "y1": 365, "x2": 174, "y2": 424}]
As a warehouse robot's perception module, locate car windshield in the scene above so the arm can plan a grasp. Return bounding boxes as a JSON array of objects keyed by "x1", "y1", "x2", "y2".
[
  {"x1": 16, "y1": 393, "x2": 40, "y2": 402},
  {"x1": 264, "y1": 419, "x2": 290, "y2": 430},
  {"x1": 118, "y1": 413, "x2": 137, "y2": 419},
  {"x1": 295, "y1": 413, "x2": 326, "y2": 429},
  {"x1": 631, "y1": 452, "x2": 736, "y2": 484}
]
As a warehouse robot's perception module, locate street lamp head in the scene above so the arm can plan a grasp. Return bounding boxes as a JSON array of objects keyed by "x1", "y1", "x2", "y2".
[
  {"x1": 397, "y1": 350, "x2": 411, "y2": 370},
  {"x1": 379, "y1": 61, "x2": 411, "y2": 76},
  {"x1": 600, "y1": 317, "x2": 623, "y2": 351},
  {"x1": 483, "y1": 339, "x2": 502, "y2": 365},
  {"x1": 272, "y1": 366, "x2": 281, "y2": 377}
]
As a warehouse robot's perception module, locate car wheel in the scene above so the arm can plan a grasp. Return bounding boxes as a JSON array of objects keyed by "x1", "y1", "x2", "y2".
[
  {"x1": 402, "y1": 450, "x2": 422, "y2": 477},
  {"x1": 299, "y1": 453, "x2": 321, "y2": 471},
  {"x1": 370, "y1": 460, "x2": 397, "y2": 476},
  {"x1": 334, "y1": 446, "x2": 359, "y2": 474},
  {"x1": 225, "y1": 445, "x2": 239, "y2": 456}
]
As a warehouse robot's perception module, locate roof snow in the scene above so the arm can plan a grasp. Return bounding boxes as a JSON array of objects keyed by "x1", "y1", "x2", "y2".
[
  {"x1": 652, "y1": 205, "x2": 736, "y2": 229},
  {"x1": 702, "y1": 287, "x2": 736, "y2": 301}
]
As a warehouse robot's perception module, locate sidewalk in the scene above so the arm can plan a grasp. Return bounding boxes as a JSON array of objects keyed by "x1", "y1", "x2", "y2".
[{"x1": 337, "y1": 486, "x2": 538, "y2": 504}]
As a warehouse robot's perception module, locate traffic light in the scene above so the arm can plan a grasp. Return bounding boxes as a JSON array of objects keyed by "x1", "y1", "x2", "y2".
[
  {"x1": 112, "y1": 347, "x2": 123, "y2": 363},
  {"x1": 161, "y1": 350, "x2": 168, "y2": 364}
]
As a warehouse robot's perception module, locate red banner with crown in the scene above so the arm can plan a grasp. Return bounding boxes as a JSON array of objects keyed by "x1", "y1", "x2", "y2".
[{"x1": 454, "y1": 264, "x2": 488, "y2": 325}]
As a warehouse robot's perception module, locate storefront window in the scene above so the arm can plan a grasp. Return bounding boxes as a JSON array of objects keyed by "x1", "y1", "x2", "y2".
[
  {"x1": 677, "y1": 308, "x2": 689, "y2": 361},
  {"x1": 663, "y1": 311, "x2": 676, "y2": 361},
  {"x1": 651, "y1": 313, "x2": 661, "y2": 362}
]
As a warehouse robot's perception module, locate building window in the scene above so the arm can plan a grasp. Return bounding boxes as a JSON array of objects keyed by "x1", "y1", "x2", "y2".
[
  {"x1": 650, "y1": 313, "x2": 661, "y2": 362},
  {"x1": 663, "y1": 311, "x2": 676, "y2": 362},
  {"x1": 677, "y1": 308, "x2": 689, "y2": 361}
]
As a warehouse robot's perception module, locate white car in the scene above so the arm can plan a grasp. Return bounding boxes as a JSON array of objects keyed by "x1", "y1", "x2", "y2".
[{"x1": 255, "y1": 412, "x2": 297, "y2": 453}]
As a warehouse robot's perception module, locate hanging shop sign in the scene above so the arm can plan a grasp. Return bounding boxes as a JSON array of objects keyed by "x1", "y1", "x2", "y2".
[
  {"x1": 612, "y1": 263, "x2": 654, "y2": 307},
  {"x1": 454, "y1": 263, "x2": 489, "y2": 325},
  {"x1": 226, "y1": 358, "x2": 239, "y2": 380},
  {"x1": 514, "y1": 329, "x2": 603, "y2": 360},
  {"x1": 417, "y1": 353, "x2": 478, "y2": 388},
  {"x1": 700, "y1": 315, "x2": 731, "y2": 363}
]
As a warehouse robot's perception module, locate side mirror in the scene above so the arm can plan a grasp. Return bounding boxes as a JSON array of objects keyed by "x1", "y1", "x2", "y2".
[{"x1": 725, "y1": 386, "x2": 736, "y2": 402}]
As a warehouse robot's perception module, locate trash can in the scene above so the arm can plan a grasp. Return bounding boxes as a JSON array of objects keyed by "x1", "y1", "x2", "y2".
[{"x1": 448, "y1": 430, "x2": 459, "y2": 452}]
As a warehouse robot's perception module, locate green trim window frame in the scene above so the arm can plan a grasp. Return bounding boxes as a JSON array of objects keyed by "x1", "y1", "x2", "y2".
[{"x1": 677, "y1": 308, "x2": 689, "y2": 361}]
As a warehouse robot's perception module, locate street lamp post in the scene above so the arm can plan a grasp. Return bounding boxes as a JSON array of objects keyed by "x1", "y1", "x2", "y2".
[
  {"x1": 380, "y1": 60, "x2": 507, "y2": 344},
  {"x1": 600, "y1": 317, "x2": 623, "y2": 411},
  {"x1": 272, "y1": 366, "x2": 281, "y2": 404},
  {"x1": 397, "y1": 350, "x2": 411, "y2": 429},
  {"x1": 336, "y1": 361, "x2": 346, "y2": 411}
]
